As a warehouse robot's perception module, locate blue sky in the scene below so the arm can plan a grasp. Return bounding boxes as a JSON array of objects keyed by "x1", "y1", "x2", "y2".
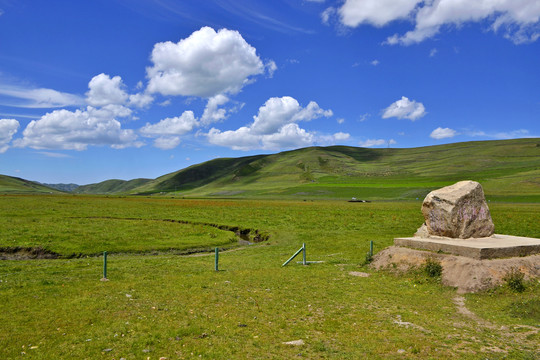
[{"x1": 0, "y1": 0, "x2": 539, "y2": 184}]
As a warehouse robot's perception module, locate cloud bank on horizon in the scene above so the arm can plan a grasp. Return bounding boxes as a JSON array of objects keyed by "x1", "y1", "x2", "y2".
[
  {"x1": 0, "y1": 0, "x2": 538, "y2": 182},
  {"x1": 333, "y1": 0, "x2": 540, "y2": 45}
]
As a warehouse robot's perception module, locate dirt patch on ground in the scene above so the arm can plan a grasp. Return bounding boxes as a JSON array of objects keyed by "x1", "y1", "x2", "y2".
[
  {"x1": 0, "y1": 247, "x2": 60, "y2": 260},
  {"x1": 370, "y1": 246, "x2": 540, "y2": 293}
]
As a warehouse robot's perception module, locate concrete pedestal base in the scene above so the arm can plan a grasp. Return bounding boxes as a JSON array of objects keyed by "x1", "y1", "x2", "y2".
[{"x1": 394, "y1": 234, "x2": 540, "y2": 260}]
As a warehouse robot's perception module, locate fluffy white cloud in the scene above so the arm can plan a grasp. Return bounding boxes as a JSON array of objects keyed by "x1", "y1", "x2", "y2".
[
  {"x1": 318, "y1": 132, "x2": 351, "y2": 144},
  {"x1": 140, "y1": 111, "x2": 198, "y2": 137},
  {"x1": 337, "y1": 0, "x2": 540, "y2": 45},
  {"x1": 332, "y1": 132, "x2": 350, "y2": 141},
  {"x1": 153, "y1": 136, "x2": 181, "y2": 150},
  {"x1": 251, "y1": 96, "x2": 333, "y2": 135},
  {"x1": 0, "y1": 119, "x2": 19, "y2": 153},
  {"x1": 200, "y1": 94, "x2": 230, "y2": 125},
  {"x1": 207, "y1": 96, "x2": 334, "y2": 151},
  {"x1": 13, "y1": 107, "x2": 141, "y2": 151},
  {"x1": 146, "y1": 27, "x2": 265, "y2": 97},
  {"x1": 128, "y1": 92, "x2": 154, "y2": 108},
  {"x1": 207, "y1": 127, "x2": 260, "y2": 151},
  {"x1": 339, "y1": 0, "x2": 421, "y2": 27},
  {"x1": 262, "y1": 123, "x2": 314, "y2": 149},
  {"x1": 430, "y1": 127, "x2": 458, "y2": 139},
  {"x1": 0, "y1": 86, "x2": 84, "y2": 108},
  {"x1": 139, "y1": 111, "x2": 198, "y2": 150},
  {"x1": 86, "y1": 73, "x2": 128, "y2": 107},
  {"x1": 208, "y1": 123, "x2": 315, "y2": 151},
  {"x1": 359, "y1": 138, "x2": 396, "y2": 147},
  {"x1": 382, "y1": 96, "x2": 426, "y2": 121},
  {"x1": 397, "y1": 0, "x2": 540, "y2": 45},
  {"x1": 87, "y1": 104, "x2": 132, "y2": 119}
]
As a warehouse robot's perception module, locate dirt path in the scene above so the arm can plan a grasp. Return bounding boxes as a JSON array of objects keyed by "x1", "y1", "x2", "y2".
[
  {"x1": 452, "y1": 294, "x2": 539, "y2": 355},
  {"x1": 452, "y1": 295, "x2": 495, "y2": 328}
]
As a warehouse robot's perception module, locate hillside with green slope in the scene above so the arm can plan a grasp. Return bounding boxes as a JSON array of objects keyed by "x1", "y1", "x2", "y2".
[
  {"x1": 6, "y1": 138, "x2": 538, "y2": 199},
  {"x1": 128, "y1": 138, "x2": 539, "y2": 200},
  {"x1": 74, "y1": 178, "x2": 152, "y2": 194},
  {"x1": 0, "y1": 175, "x2": 61, "y2": 194}
]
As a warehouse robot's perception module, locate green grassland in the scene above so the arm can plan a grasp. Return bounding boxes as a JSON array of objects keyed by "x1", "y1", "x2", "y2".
[{"x1": 0, "y1": 195, "x2": 539, "y2": 359}]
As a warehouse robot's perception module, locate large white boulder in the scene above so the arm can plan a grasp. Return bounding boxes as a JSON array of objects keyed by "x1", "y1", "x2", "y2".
[{"x1": 416, "y1": 181, "x2": 495, "y2": 239}]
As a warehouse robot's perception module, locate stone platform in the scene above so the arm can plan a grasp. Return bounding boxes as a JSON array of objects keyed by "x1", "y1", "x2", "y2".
[{"x1": 394, "y1": 234, "x2": 540, "y2": 260}]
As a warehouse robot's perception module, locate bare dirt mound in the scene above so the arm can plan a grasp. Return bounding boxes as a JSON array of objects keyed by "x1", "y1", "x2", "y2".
[{"x1": 370, "y1": 246, "x2": 540, "y2": 293}]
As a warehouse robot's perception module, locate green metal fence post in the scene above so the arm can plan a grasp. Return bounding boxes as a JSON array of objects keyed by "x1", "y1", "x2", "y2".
[
  {"x1": 302, "y1": 243, "x2": 306, "y2": 265},
  {"x1": 215, "y1": 247, "x2": 219, "y2": 271},
  {"x1": 282, "y1": 245, "x2": 304, "y2": 267},
  {"x1": 103, "y1": 251, "x2": 108, "y2": 279},
  {"x1": 369, "y1": 241, "x2": 373, "y2": 257}
]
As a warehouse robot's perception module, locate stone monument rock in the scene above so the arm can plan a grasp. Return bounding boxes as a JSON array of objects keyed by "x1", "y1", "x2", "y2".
[{"x1": 415, "y1": 180, "x2": 495, "y2": 239}]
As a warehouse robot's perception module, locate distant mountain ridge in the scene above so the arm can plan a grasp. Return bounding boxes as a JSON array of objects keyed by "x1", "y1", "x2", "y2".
[
  {"x1": 74, "y1": 178, "x2": 152, "y2": 194},
  {"x1": 42, "y1": 183, "x2": 79, "y2": 192},
  {"x1": 2, "y1": 138, "x2": 539, "y2": 200}
]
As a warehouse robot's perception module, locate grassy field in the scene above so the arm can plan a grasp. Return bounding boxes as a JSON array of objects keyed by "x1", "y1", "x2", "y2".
[{"x1": 0, "y1": 195, "x2": 539, "y2": 359}]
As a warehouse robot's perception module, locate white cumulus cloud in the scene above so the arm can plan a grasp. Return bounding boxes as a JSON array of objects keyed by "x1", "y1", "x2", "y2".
[
  {"x1": 382, "y1": 96, "x2": 426, "y2": 121},
  {"x1": 128, "y1": 92, "x2": 154, "y2": 108},
  {"x1": 13, "y1": 107, "x2": 141, "y2": 151},
  {"x1": 207, "y1": 96, "x2": 334, "y2": 151},
  {"x1": 0, "y1": 119, "x2": 20, "y2": 153},
  {"x1": 319, "y1": 132, "x2": 351, "y2": 144},
  {"x1": 86, "y1": 73, "x2": 128, "y2": 107},
  {"x1": 359, "y1": 138, "x2": 396, "y2": 147},
  {"x1": 140, "y1": 111, "x2": 198, "y2": 150},
  {"x1": 200, "y1": 94, "x2": 230, "y2": 125},
  {"x1": 140, "y1": 111, "x2": 198, "y2": 137},
  {"x1": 251, "y1": 96, "x2": 333, "y2": 135},
  {"x1": 146, "y1": 26, "x2": 265, "y2": 97},
  {"x1": 339, "y1": 0, "x2": 421, "y2": 27},
  {"x1": 430, "y1": 127, "x2": 458, "y2": 139},
  {"x1": 153, "y1": 136, "x2": 181, "y2": 150},
  {"x1": 336, "y1": 0, "x2": 540, "y2": 45},
  {"x1": 332, "y1": 132, "x2": 350, "y2": 141}
]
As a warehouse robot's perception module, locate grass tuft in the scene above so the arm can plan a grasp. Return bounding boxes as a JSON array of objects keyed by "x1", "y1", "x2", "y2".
[
  {"x1": 423, "y1": 257, "x2": 443, "y2": 278},
  {"x1": 503, "y1": 267, "x2": 526, "y2": 293}
]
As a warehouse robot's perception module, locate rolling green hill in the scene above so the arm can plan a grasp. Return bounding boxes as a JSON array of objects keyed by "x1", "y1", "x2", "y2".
[
  {"x1": 74, "y1": 178, "x2": 152, "y2": 194},
  {"x1": 4, "y1": 138, "x2": 539, "y2": 199},
  {"x1": 127, "y1": 138, "x2": 540, "y2": 200},
  {"x1": 0, "y1": 175, "x2": 62, "y2": 194}
]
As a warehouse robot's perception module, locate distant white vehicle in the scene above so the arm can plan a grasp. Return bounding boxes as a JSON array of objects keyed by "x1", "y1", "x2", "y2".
[{"x1": 348, "y1": 197, "x2": 371, "y2": 203}]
